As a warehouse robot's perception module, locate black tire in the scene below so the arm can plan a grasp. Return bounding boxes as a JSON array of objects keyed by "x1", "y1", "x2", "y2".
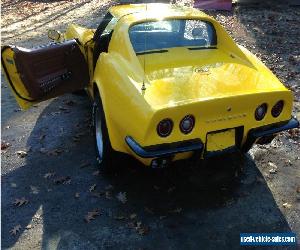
[{"x1": 92, "y1": 92, "x2": 117, "y2": 173}]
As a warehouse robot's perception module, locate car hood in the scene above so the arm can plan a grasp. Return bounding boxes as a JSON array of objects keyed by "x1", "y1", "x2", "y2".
[{"x1": 143, "y1": 57, "x2": 286, "y2": 109}]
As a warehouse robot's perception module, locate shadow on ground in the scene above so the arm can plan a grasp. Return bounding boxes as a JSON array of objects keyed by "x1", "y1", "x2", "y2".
[{"x1": 2, "y1": 94, "x2": 294, "y2": 250}]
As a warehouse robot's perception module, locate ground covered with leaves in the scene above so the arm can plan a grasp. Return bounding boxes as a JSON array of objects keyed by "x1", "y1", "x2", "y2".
[{"x1": 1, "y1": 1, "x2": 300, "y2": 249}]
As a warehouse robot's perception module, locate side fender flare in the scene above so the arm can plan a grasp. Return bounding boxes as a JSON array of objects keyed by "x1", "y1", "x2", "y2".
[{"x1": 92, "y1": 81, "x2": 114, "y2": 144}]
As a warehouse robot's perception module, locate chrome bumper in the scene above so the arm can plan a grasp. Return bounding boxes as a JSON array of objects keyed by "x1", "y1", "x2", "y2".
[
  {"x1": 125, "y1": 136, "x2": 203, "y2": 158},
  {"x1": 125, "y1": 117, "x2": 299, "y2": 159}
]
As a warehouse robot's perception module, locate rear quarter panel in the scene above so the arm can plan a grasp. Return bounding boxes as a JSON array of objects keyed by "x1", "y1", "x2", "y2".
[{"x1": 93, "y1": 51, "x2": 155, "y2": 154}]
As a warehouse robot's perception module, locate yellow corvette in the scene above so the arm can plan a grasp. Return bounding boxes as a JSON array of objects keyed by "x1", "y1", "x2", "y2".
[{"x1": 1, "y1": 4, "x2": 299, "y2": 170}]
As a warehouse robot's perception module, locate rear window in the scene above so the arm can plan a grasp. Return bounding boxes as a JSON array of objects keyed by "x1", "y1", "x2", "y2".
[{"x1": 129, "y1": 19, "x2": 217, "y2": 53}]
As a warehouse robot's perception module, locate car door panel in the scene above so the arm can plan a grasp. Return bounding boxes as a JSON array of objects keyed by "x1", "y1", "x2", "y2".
[{"x1": 1, "y1": 39, "x2": 89, "y2": 109}]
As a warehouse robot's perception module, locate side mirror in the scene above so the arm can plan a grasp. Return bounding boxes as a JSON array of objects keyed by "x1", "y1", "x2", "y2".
[{"x1": 48, "y1": 30, "x2": 61, "y2": 41}]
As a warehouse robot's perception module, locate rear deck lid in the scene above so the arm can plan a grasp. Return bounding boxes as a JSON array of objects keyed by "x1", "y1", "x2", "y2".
[{"x1": 142, "y1": 49, "x2": 286, "y2": 109}]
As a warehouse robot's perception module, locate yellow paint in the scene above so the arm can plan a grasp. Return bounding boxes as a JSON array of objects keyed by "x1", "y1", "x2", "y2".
[
  {"x1": 142, "y1": 48, "x2": 286, "y2": 109},
  {"x1": 1, "y1": 4, "x2": 295, "y2": 166},
  {"x1": 1, "y1": 47, "x2": 33, "y2": 109}
]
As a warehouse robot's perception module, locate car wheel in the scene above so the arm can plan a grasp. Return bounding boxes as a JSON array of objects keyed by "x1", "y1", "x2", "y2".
[{"x1": 92, "y1": 92, "x2": 117, "y2": 173}]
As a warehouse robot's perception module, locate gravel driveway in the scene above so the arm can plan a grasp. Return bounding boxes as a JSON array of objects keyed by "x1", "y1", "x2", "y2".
[{"x1": 1, "y1": 1, "x2": 300, "y2": 249}]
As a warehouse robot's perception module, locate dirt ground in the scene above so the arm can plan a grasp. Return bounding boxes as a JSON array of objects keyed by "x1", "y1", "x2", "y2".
[{"x1": 1, "y1": 1, "x2": 300, "y2": 249}]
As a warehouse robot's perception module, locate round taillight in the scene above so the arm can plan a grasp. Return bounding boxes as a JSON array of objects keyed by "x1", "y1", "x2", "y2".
[
  {"x1": 157, "y1": 119, "x2": 173, "y2": 137},
  {"x1": 271, "y1": 100, "x2": 284, "y2": 118},
  {"x1": 180, "y1": 115, "x2": 195, "y2": 134},
  {"x1": 255, "y1": 103, "x2": 267, "y2": 121}
]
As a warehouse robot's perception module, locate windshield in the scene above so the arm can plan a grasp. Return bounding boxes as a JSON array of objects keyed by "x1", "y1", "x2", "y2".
[{"x1": 129, "y1": 19, "x2": 217, "y2": 53}]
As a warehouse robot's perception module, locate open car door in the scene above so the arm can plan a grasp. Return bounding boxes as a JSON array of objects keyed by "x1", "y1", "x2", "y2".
[{"x1": 1, "y1": 39, "x2": 89, "y2": 109}]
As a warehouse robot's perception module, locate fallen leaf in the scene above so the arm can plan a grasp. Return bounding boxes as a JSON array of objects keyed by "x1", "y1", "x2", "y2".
[
  {"x1": 80, "y1": 161, "x2": 90, "y2": 168},
  {"x1": 72, "y1": 133, "x2": 84, "y2": 142},
  {"x1": 116, "y1": 192, "x2": 127, "y2": 204},
  {"x1": 169, "y1": 208, "x2": 182, "y2": 214},
  {"x1": 89, "y1": 184, "x2": 97, "y2": 192},
  {"x1": 30, "y1": 185, "x2": 39, "y2": 194},
  {"x1": 13, "y1": 197, "x2": 29, "y2": 207},
  {"x1": 105, "y1": 184, "x2": 114, "y2": 190},
  {"x1": 105, "y1": 191, "x2": 112, "y2": 199},
  {"x1": 268, "y1": 162, "x2": 277, "y2": 168},
  {"x1": 11, "y1": 183, "x2": 17, "y2": 188},
  {"x1": 44, "y1": 172, "x2": 56, "y2": 179},
  {"x1": 16, "y1": 150, "x2": 27, "y2": 158},
  {"x1": 268, "y1": 162, "x2": 278, "y2": 174},
  {"x1": 75, "y1": 192, "x2": 80, "y2": 199},
  {"x1": 144, "y1": 207, "x2": 154, "y2": 214},
  {"x1": 84, "y1": 209, "x2": 100, "y2": 223},
  {"x1": 75, "y1": 132, "x2": 85, "y2": 137},
  {"x1": 38, "y1": 134, "x2": 46, "y2": 141},
  {"x1": 10, "y1": 225, "x2": 21, "y2": 236},
  {"x1": 53, "y1": 176, "x2": 71, "y2": 185},
  {"x1": 130, "y1": 213, "x2": 137, "y2": 219},
  {"x1": 134, "y1": 221, "x2": 150, "y2": 236},
  {"x1": 288, "y1": 128, "x2": 300, "y2": 138},
  {"x1": 73, "y1": 137, "x2": 80, "y2": 142},
  {"x1": 137, "y1": 225, "x2": 150, "y2": 235},
  {"x1": 47, "y1": 148, "x2": 63, "y2": 156},
  {"x1": 34, "y1": 214, "x2": 41, "y2": 220},
  {"x1": 114, "y1": 215, "x2": 126, "y2": 220},
  {"x1": 282, "y1": 202, "x2": 292, "y2": 209},
  {"x1": 50, "y1": 111, "x2": 61, "y2": 116},
  {"x1": 1, "y1": 141, "x2": 10, "y2": 150},
  {"x1": 285, "y1": 159, "x2": 292, "y2": 166},
  {"x1": 59, "y1": 106, "x2": 68, "y2": 111},
  {"x1": 92, "y1": 170, "x2": 100, "y2": 176},
  {"x1": 167, "y1": 186, "x2": 176, "y2": 193},
  {"x1": 269, "y1": 168, "x2": 277, "y2": 174},
  {"x1": 39, "y1": 148, "x2": 48, "y2": 154},
  {"x1": 264, "y1": 173, "x2": 272, "y2": 179},
  {"x1": 96, "y1": 157, "x2": 101, "y2": 164},
  {"x1": 225, "y1": 198, "x2": 235, "y2": 207},
  {"x1": 64, "y1": 179, "x2": 71, "y2": 185}
]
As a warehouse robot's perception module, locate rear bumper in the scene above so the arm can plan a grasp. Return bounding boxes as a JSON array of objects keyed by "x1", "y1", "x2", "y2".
[
  {"x1": 125, "y1": 136, "x2": 203, "y2": 158},
  {"x1": 125, "y1": 117, "x2": 299, "y2": 159},
  {"x1": 242, "y1": 117, "x2": 299, "y2": 152}
]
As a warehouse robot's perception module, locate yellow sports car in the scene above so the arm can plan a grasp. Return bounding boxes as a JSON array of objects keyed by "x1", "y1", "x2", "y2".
[{"x1": 2, "y1": 4, "x2": 299, "y2": 170}]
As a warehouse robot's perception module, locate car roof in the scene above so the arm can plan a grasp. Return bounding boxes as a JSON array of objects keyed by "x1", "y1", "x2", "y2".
[{"x1": 109, "y1": 3, "x2": 209, "y2": 20}]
